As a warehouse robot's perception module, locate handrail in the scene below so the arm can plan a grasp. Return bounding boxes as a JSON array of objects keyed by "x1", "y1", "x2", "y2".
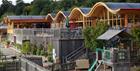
[
  {"x1": 88, "y1": 59, "x2": 98, "y2": 71},
  {"x1": 95, "y1": 60, "x2": 102, "y2": 71},
  {"x1": 67, "y1": 47, "x2": 86, "y2": 61},
  {"x1": 88, "y1": 48, "x2": 104, "y2": 71},
  {"x1": 65, "y1": 44, "x2": 84, "y2": 59}
]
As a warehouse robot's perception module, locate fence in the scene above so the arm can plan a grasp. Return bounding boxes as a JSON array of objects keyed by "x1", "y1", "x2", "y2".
[{"x1": 20, "y1": 57, "x2": 50, "y2": 71}]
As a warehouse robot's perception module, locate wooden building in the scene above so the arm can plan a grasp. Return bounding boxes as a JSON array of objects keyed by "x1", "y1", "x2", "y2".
[
  {"x1": 69, "y1": 7, "x2": 91, "y2": 28},
  {"x1": 46, "y1": 13, "x2": 55, "y2": 28},
  {"x1": 54, "y1": 11, "x2": 70, "y2": 28},
  {"x1": 0, "y1": 23, "x2": 7, "y2": 42},
  {"x1": 86, "y1": 2, "x2": 140, "y2": 29},
  {"x1": 3, "y1": 16, "x2": 50, "y2": 34},
  {"x1": 3, "y1": 16, "x2": 50, "y2": 44}
]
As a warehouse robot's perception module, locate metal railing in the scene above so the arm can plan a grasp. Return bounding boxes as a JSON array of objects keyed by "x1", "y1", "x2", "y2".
[
  {"x1": 66, "y1": 46, "x2": 86, "y2": 62},
  {"x1": 14, "y1": 28, "x2": 83, "y2": 39}
]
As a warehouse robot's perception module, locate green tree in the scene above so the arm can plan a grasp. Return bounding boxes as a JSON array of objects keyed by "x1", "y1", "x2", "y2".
[
  {"x1": 0, "y1": 0, "x2": 14, "y2": 17},
  {"x1": 23, "y1": 5, "x2": 32, "y2": 15},
  {"x1": 30, "y1": 0, "x2": 51, "y2": 15},
  {"x1": 15, "y1": 0, "x2": 26, "y2": 15},
  {"x1": 83, "y1": 21, "x2": 108, "y2": 51}
]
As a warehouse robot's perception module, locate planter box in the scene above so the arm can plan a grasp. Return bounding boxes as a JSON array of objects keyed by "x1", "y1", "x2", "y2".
[{"x1": 75, "y1": 59, "x2": 89, "y2": 70}]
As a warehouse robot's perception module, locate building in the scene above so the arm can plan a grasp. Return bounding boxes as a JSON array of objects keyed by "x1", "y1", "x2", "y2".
[{"x1": 2, "y1": 2, "x2": 140, "y2": 71}]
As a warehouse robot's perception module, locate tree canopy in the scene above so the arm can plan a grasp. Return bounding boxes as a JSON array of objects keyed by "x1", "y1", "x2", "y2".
[
  {"x1": 0, "y1": 0, "x2": 139, "y2": 20},
  {"x1": 83, "y1": 21, "x2": 108, "y2": 51}
]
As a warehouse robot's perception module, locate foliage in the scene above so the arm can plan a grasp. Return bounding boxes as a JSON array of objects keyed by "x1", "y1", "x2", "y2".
[
  {"x1": 15, "y1": 0, "x2": 25, "y2": 15},
  {"x1": 131, "y1": 28, "x2": 140, "y2": 42},
  {"x1": 30, "y1": 43, "x2": 37, "y2": 55},
  {"x1": 83, "y1": 21, "x2": 108, "y2": 51},
  {"x1": 0, "y1": 0, "x2": 15, "y2": 17},
  {"x1": 47, "y1": 42, "x2": 53, "y2": 62},
  {"x1": 21, "y1": 41, "x2": 30, "y2": 54},
  {"x1": 40, "y1": 50, "x2": 46, "y2": 56},
  {"x1": 48, "y1": 55, "x2": 53, "y2": 62},
  {"x1": 29, "y1": 0, "x2": 52, "y2": 15},
  {"x1": 83, "y1": 26, "x2": 94, "y2": 50},
  {"x1": 131, "y1": 28, "x2": 140, "y2": 47},
  {"x1": 36, "y1": 47, "x2": 41, "y2": 55},
  {"x1": 14, "y1": 43, "x2": 22, "y2": 49},
  {"x1": 47, "y1": 43, "x2": 53, "y2": 54}
]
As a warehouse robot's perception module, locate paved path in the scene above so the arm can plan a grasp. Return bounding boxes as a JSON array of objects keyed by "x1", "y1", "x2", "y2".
[
  {"x1": 0, "y1": 48, "x2": 18, "y2": 56},
  {"x1": 0, "y1": 44, "x2": 21, "y2": 57}
]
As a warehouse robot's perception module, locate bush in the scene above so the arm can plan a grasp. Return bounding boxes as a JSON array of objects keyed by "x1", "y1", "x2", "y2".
[
  {"x1": 30, "y1": 44, "x2": 37, "y2": 55},
  {"x1": 47, "y1": 42, "x2": 53, "y2": 62},
  {"x1": 48, "y1": 55, "x2": 53, "y2": 62},
  {"x1": 131, "y1": 28, "x2": 140, "y2": 47},
  {"x1": 40, "y1": 50, "x2": 45, "y2": 55},
  {"x1": 21, "y1": 41, "x2": 31, "y2": 54},
  {"x1": 36, "y1": 48, "x2": 41, "y2": 55},
  {"x1": 15, "y1": 43, "x2": 22, "y2": 49}
]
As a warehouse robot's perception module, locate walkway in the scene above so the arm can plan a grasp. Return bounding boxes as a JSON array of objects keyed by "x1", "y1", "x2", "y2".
[{"x1": 0, "y1": 44, "x2": 21, "y2": 58}]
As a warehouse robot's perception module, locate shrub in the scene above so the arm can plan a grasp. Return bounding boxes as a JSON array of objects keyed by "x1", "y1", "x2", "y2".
[
  {"x1": 47, "y1": 42, "x2": 53, "y2": 62},
  {"x1": 36, "y1": 48, "x2": 41, "y2": 55},
  {"x1": 48, "y1": 55, "x2": 53, "y2": 62},
  {"x1": 21, "y1": 41, "x2": 31, "y2": 54},
  {"x1": 30, "y1": 44, "x2": 37, "y2": 55},
  {"x1": 40, "y1": 50, "x2": 45, "y2": 55}
]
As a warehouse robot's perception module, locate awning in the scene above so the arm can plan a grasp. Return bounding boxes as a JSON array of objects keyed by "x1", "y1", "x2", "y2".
[{"x1": 97, "y1": 29, "x2": 124, "y2": 40}]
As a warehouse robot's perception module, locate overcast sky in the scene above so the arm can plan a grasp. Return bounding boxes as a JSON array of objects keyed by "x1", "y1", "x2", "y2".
[{"x1": 0, "y1": 0, "x2": 33, "y2": 5}]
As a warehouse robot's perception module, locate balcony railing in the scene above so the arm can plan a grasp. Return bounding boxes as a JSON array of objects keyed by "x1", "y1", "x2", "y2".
[{"x1": 14, "y1": 28, "x2": 83, "y2": 39}]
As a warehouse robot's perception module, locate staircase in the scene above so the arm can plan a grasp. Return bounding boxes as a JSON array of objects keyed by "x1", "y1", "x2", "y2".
[{"x1": 65, "y1": 44, "x2": 86, "y2": 62}]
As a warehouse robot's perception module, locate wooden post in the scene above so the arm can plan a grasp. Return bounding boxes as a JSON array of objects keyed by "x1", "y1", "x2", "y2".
[
  {"x1": 116, "y1": 15, "x2": 118, "y2": 29},
  {"x1": 87, "y1": 17, "x2": 89, "y2": 27},
  {"x1": 124, "y1": 14, "x2": 128, "y2": 27},
  {"x1": 8, "y1": 22, "x2": 10, "y2": 34},
  {"x1": 11, "y1": 22, "x2": 14, "y2": 34},
  {"x1": 93, "y1": 19, "x2": 96, "y2": 27},
  {"x1": 85, "y1": 17, "x2": 87, "y2": 27},
  {"x1": 112, "y1": 14, "x2": 114, "y2": 28},
  {"x1": 90, "y1": 17, "x2": 92, "y2": 26},
  {"x1": 104, "y1": 64, "x2": 106, "y2": 71},
  {"x1": 83, "y1": 16, "x2": 85, "y2": 28},
  {"x1": 107, "y1": 11, "x2": 110, "y2": 25},
  {"x1": 120, "y1": 15, "x2": 122, "y2": 28},
  {"x1": 86, "y1": 17, "x2": 88, "y2": 27},
  {"x1": 104, "y1": 11, "x2": 106, "y2": 23},
  {"x1": 17, "y1": 24, "x2": 20, "y2": 28},
  {"x1": 133, "y1": 15, "x2": 135, "y2": 25}
]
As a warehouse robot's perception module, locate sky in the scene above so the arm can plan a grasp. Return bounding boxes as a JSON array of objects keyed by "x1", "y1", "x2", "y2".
[{"x1": 0, "y1": 0, "x2": 33, "y2": 5}]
